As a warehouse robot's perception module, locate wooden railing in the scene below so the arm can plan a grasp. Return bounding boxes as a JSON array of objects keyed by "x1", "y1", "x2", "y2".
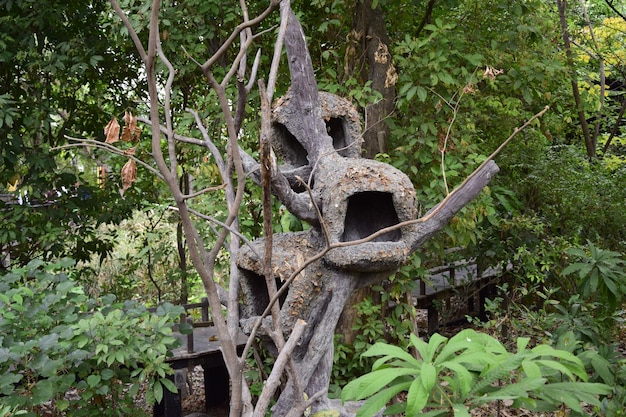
[
  {"x1": 178, "y1": 298, "x2": 211, "y2": 354},
  {"x1": 413, "y1": 259, "x2": 506, "y2": 333}
]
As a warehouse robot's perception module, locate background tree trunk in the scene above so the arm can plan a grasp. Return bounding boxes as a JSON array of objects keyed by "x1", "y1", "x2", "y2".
[
  {"x1": 336, "y1": 0, "x2": 397, "y2": 345},
  {"x1": 353, "y1": 0, "x2": 396, "y2": 159}
]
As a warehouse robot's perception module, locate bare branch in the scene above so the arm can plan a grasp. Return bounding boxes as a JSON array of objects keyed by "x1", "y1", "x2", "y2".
[
  {"x1": 266, "y1": 0, "x2": 291, "y2": 102},
  {"x1": 183, "y1": 184, "x2": 227, "y2": 200},
  {"x1": 604, "y1": 0, "x2": 626, "y2": 22},
  {"x1": 201, "y1": 1, "x2": 280, "y2": 71},
  {"x1": 108, "y1": 0, "x2": 147, "y2": 62},
  {"x1": 246, "y1": 48, "x2": 263, "y2": 93},
  {"x1": 56, "y1": 137, "x2": 164, "y2": 180},
  {"x1": 284, "y1": 388, "x2": 327, "y2": 417},
  {"x1": 185, "y1": 109, "x2": 227, "y2": 174},
  {"x1": 259, "y1": 80, "x2": 283, "y2": 333},
  {"x1": 157, "y1": 39, "x2": 177, "y2": 176},
  {"x1": 253, "y1": 319, "x2": 306, "y2": 417},
  {"x1": 168, "y1": 205, "x2": 261, "y2": 262}
]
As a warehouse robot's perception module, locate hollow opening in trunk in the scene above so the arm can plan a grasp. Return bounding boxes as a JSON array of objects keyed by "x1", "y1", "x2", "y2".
[
  {"x1": 326, "y1": 117, "x2": 350, "y2": 157},
  {"x1": 240, "y1": 269, "x2": 288, "y2": 315},
  {"x1": 341, "y1": 191, "x2": 401, "y2": 243}
]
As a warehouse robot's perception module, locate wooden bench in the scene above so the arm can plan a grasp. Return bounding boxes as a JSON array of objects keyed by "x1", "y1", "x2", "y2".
[
  {"x1": 413, "y1": 260, "x2": 505, "y2": 334},
  {"x1": 153, "y1": 298, "x2": 247, "y2": 417}
]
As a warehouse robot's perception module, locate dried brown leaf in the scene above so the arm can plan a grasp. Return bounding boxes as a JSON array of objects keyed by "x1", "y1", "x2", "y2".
[
  {"x1": 121, "y1": 159, "x2": 137, "y2": 194},
  {"x1": 121, "y1": 111, "x2": 138, "y2": 142},
  {"x1": 132, "y1": 126, "x2": 141, "y2": 142},
  {"x1": 104, "y1": 117, "x2": 120, "y2": 144},
  {"x1": 121, "y1": 126, "x2": 132, "y2": 142},
  {"x1": 123, "y1": 147, "x2": 136, "y2": 156}
]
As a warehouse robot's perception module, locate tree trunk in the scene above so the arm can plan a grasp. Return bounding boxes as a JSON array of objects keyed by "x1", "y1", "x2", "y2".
[
  {"x1": 336, "y1": 0, "x2": 397, "y2": 346},
  {"x1": 556, "y1": 0, "x2": 596, "y2": 159},
  {"x1": 352, "y1": 0, "x2": 396, "y2": 159}
]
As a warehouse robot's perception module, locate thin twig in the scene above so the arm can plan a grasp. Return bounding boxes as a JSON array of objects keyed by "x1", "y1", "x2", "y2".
[
  {"x1": 55, "y1": 137, "x2": 164, "y2": 180},
  {"x1": 183, "y1": 184, "x2": 227, "y2": 200},
  {"x1": 168, "y1": 205, "x2": 261, "y2": 260},
  {"x1": 201, "y1": 1, "x2": 280, "y2": 71}
]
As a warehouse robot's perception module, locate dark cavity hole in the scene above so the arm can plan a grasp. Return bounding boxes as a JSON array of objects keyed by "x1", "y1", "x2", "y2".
[
  {"x1": 341, "y1": 191, "x2": 401, "y2": 243},
  {"x1": 240, "y1": 269, "x2": 287, "y2": 315},
  {"x1": 275, "y1": 123, "x2": 308, "y2": 167},
  {"x1": 326, "y1": 117, "x2": 350, "y2": 157}
]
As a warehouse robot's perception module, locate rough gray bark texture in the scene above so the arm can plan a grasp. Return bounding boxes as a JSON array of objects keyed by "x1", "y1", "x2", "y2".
[{"x1": 236, "y1": 6, "x2": 499, "y2": 416}]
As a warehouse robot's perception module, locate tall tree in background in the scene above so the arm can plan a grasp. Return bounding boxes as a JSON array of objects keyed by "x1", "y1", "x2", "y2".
[{"x1": 347, "y1": 0, "x2": 396, "y2": 158}]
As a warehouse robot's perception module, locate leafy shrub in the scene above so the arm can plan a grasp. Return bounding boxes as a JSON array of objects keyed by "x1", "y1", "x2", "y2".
[
  {"x1": 562, "y1": 241, "x2": 626, "y2": 313},
  {"x1": 0, "y1": 259, "x2": 184, "y2": 416},
  {"x1": 341, "y1": 329, "x2": 610, "y2": 417}
]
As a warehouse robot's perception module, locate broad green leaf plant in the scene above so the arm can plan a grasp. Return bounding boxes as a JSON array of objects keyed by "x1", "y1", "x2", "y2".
[{"x1": 341, "y1": 329, "x2": 610, "y2": 417}]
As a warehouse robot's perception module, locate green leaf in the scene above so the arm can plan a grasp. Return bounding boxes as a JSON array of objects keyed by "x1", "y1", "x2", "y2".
[
  {"x1": 516, "y1": 337, "x2": 530, "y2": 352},
  {"x1": 87, "y1": 374, "x2": 101, "y2": 388},
  {"x1": 31, "y1": 379, "x2": 55, "y2": 404},
  {"x1": 521, "y1": 360, "x2": 542, "y2": 379},
  {"x1": 57, "y1": 399, "x2": 70, "y2": 411},
  {"x1": 161, "y1": 377, "x2": 178, "y2": 393},
  {"x1": 153, "y1": 380, "x2": 164, "y2": 404},
  {"x1": 101, "y1": 368, "x2": 115, "y2": 381},
  {"x1": 365, "y1": 342, "x2": 420, "y2": 369},
  {"x1": 406, "y1": 378, "x2": 429, "y2": 415},
  {"x1": 451, "y1": 403, "x2": 470, "y2": 417},
  {"x1": 475, "y1": 377, "x2": 546, "y2": 403},
  {"x1": 440, "y1": 361, "x2": 474, "y2": 396},
  {"x1": 414, "y1": 333, "x2": 446, "y2": 363},
  {"x1": 356, "y1": 381, "x2": 412, "y2": 417},
  {"x1": 406, "y1": 85, "x2": 417, "y2": 101},
  {"x1": 416, "y1": 86, "x2": 427, "y2": 102},
  {"x1": 342, "y1": 368, "x2": 416, "y2": 401},
  {"x1": 436, "y1": 329, "x2": 476, "y2": 363},
  {"x1": 420, "y1": 362, "x2": 437, "y2": 393}
]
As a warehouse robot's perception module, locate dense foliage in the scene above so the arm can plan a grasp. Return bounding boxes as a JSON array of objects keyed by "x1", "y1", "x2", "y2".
[{"x1": 0, "y1": 259, "x2": 184, "y2": 416}]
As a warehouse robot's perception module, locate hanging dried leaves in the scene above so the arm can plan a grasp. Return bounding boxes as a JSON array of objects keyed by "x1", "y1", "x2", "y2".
[
  {"x1": 131, "y1": 125, "x2": 141, "y2": 142},
  {"x1": 103, "y1": 111, "x2": 141, "y2": 195},
  {"x1": 121, "y1": 111, "x2": 139, "y2": 142},
  {"x1": 120, "y1": 159, "x2": 137, "y2": 194},
  {"x1": 104, "y1": 117, "x2": 120, "y2": 144}
]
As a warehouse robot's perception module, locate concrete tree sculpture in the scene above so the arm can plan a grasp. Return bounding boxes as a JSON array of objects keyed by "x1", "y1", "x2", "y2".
[{"x1": 237, "y1": 6, "x2": 499, "y2": 416}]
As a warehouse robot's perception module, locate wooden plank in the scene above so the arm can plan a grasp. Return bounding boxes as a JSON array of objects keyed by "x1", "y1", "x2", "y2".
[{"x1": 168, "y1": 326, "x2": 247, "y2": 364}]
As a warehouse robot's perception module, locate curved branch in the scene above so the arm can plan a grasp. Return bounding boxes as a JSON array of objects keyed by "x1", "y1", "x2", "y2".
[
  {"x1": 266, "y1": 0, "x2": 291, "y2": 102},
  {"x1": 108, "y1": 0, "x2": 147, "y2": 62},
  {"x1": 201, "y1": 0, "x2": 280, "y2": 71},
  {"x1": 157, "y1": 39, "x2": 177, "y2": 176},
  {"x1": 253, "y1": 319, "x2": 306, "y2": 417}
]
